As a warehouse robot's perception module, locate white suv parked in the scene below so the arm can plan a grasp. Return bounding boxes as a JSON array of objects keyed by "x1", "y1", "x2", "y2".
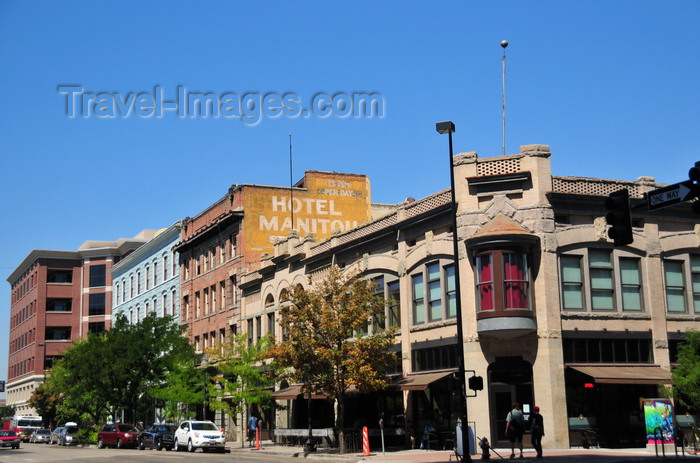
[{"x1": 173, "y1": 420, "x2": 225, "y2": 453}]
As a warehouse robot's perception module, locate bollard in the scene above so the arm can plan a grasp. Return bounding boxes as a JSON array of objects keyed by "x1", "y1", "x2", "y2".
[
  {"x1": 255, "y1": 426, "x2": 261, "y2": 450},
  {"x1": 362, "y1": 426, "x2": 370, "y2": 456}
]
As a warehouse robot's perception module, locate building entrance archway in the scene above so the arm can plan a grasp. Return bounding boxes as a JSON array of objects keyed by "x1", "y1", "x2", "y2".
[{"x1": 488, "y1": 356, "x2": 534, "y2": 445}]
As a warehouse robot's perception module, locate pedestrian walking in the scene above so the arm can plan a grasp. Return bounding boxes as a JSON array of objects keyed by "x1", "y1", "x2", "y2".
[
  {"x1": 505, "y1": 402, "x2": 525, "y2": 459},
  {"x1": 530, "y1": 406, "x2": 545, "y2": 458},
  {"x1": 247, "y1": 414, "x2": 258, "y2": 447}
]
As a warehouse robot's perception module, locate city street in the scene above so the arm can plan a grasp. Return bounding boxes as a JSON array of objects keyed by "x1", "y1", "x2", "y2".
[
  {"x1": 0, "y1": 444, "x2": 337, "y2": 463},
  {"x1": 5, "y1": 442, "x2": 700, "y2": 463}
]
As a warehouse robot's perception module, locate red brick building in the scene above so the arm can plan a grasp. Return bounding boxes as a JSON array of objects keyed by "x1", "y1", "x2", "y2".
[
  {"x1": 175, "y1": 171, "x2": 374, "y2": 353},
  {"x1": 6, "y1": 232, "x2": 155, "y2": 415}
]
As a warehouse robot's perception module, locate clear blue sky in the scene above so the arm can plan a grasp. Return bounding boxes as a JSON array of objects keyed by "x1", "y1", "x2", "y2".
[{"x1": 2, "y1": 1, "x2": 700, "y2": 399}]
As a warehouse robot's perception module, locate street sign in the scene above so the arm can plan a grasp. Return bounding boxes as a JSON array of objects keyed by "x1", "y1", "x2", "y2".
[{"x1": 647, "y1": 180, "x2": 697, "y2": 211}]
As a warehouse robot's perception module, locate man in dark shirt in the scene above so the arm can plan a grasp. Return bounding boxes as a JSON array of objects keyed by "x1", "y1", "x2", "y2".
[{"x1": 530, "y1": 406, "x2": 545, "y2": 458}]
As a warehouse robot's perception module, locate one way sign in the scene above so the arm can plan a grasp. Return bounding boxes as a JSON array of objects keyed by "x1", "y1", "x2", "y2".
[{"x1": 647, "y1": 180, "x2": 697, "y2": 211}]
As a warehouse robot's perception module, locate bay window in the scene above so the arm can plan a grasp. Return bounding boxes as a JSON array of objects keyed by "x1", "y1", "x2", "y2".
[{"x1": 476, "y1": 250, "x2": 531, "y2": 313}]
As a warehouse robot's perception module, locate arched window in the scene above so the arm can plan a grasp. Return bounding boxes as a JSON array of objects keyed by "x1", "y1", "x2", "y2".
[{"x1": 410, "y1": 261, "x2": 455, "y2": 325}]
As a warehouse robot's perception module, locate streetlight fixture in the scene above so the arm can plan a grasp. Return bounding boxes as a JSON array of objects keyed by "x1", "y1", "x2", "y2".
[
  {"x1": 303, "y1": 364, "x2": 316, "y2": 455},
  {"x1": 304, "y1": 391, "x2": 316, "y2": 455},
  {"x1": 201, "y1": 354, "x2": 209, "y2": 420},
  {"x1": 435, "y1": 120, "x2": 471, "y2": 461}
]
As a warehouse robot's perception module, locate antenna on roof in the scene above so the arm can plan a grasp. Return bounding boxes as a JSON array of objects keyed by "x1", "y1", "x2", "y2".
[
  {"x1": 289, "y1": 133, "x2": 294, "y2": 226},
  {"x1": 501, "y1": 40, "x2": 508, "y2": 156}
]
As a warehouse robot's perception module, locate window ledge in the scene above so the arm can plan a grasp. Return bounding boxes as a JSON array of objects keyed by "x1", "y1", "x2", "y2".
[
  {"x1": 561, "y1": 311, "x2": 651, "y2": 321},
  {"x1": 409, "y1": 318, "x2": 457, "y2": 333},
  {"x1": 666, "y1": 313, "x2": 700, "y2": 322}
]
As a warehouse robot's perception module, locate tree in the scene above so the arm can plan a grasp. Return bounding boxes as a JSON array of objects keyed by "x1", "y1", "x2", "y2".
[
  {"x1": 105, "y1": 314, "x2": 195, "y2": 423},
  {"x1": 672, "y1": 330, "x2": 700, "y2": 410},
  {"x1": 45, "y1": 314, "x2": 196, "y2": 425},
  {"x1": 148, "y1": 359, "x2": 204, "y2": 422},
  {"x1": 47, "y1": 333, "x2": 113, "y2": 424},
  {"x1": 267, "y1": 265, "x2": 397, "y2": 453},
  {"x1": 205, "y1": 333, "x2": 273, "y2": 447},
  {"x1": 28, "y1": 383, "x2": 61, "y2": 427},
  {"x1": 0, "y1": 405, "x2": 16, "y2": 419}
]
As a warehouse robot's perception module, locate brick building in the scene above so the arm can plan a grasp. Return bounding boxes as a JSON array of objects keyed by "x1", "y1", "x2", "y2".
[
  {"x1": 5, "y1": 232, "x2": 155, "y2": 414},
  {"x1": 173, "y1": 171, "x2": 378, "y2": 434}
]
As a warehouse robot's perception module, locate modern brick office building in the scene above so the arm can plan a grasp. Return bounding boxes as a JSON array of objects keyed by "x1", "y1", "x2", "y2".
[
  {"x1": 240, "y1": 145, "x2": 700, "y2": 450},
  {"x1": 5, "y1": 232, "x2": 155, "y2": 414}
]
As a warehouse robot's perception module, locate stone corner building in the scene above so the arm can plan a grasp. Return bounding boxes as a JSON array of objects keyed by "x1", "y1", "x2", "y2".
[{"x1": 241, "y1": 144, "x2": 700, "y2": 450}]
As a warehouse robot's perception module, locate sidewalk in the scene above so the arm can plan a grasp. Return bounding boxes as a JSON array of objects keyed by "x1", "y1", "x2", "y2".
[{"x1": 229, "y1": 440, "x2": 700, "y2": 462}]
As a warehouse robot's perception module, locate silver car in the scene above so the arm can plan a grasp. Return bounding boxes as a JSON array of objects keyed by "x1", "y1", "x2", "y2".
[
  {"x1": 59, "y1": 424, "x2": 79, "y2": 446},
  {"x1": 30, "y1": 429, "x2": 51, "y2": 443},
  {"x1": 48, "y1": 427, "x2": 63, "y2": 445}
]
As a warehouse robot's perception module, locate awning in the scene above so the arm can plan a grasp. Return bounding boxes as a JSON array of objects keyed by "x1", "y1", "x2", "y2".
[
  {"x1": 566, "y1": 365, "x2": 672, "y2": 385},
  {"x1": 270, "y1": 385, "x2": 327, "y2": 400},
  {"x1": 394, "y1": 369, "x2": 456, "y2": 391}
]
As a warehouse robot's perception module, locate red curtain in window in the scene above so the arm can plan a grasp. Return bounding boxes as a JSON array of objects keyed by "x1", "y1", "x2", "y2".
[
  {"x1": 504, "y1": 254, "x2": 528, "y2": 309},
  {"x1": 478, "y1": 256, "x2": 494, "y2": 311}
]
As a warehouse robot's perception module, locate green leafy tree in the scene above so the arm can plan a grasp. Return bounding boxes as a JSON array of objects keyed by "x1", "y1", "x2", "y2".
[
  {"x1": 268, "y1": 265, "x2": 396, "y2": 453},
  {"x1": 48, "y1": 334, "x2": 112, "y2": 424},
  {"x1": 672, "y1": 330, "x2": 700, "y2": 410},
  {"x1": 149, "y1": 359, "x2": 204, "y2": 421},
  {"x1": 105, "y1": 314, "x2": 195, "y2": 423},
  {"x1": 205, "y1": 333, "x2": 273, "y2": 447},
  {"x1": 46, "y1": 314, "x2": 196, "y2": 425},
  {"x1": 0, "y1": 405, "x2": 16, "y2": 420}
]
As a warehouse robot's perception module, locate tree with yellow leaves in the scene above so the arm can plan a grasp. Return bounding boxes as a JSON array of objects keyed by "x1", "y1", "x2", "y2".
[{"x1": 268, "y1": 265, "x2": 397, "y2": 453}]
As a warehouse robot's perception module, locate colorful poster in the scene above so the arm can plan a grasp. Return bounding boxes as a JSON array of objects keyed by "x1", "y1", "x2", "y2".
[{"x1": 643, "y1": 399, "x2": 674, "y2": 444}]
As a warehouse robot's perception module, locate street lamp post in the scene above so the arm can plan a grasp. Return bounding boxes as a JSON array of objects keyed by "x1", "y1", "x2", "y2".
[
  {"x1": 303, "y1": 362, "x2": 316, "y2": 456},
  {"x1": 436, "y1": 120, "x2": 471, "y2": 461},
  {"x1": 201, "y1": 355, "x2": 208, "y2": 420},
  {"x1": 304, "y1": 391, "x2": 316, "y2": 455}
]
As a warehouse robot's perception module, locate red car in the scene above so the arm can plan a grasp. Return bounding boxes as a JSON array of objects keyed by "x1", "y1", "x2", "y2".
[
  {"x1": 0, "y1": 430, "x2": 21, "y2": 449},
  {"x1": 96, "y1": 423, "x2": 140, "y2": 449}
]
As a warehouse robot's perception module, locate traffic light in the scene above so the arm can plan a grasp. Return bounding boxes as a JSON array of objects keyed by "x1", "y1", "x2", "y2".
[
  {"x1": 468, "y1": 375, "x2": 484, "y2": 391},
  {"x1": 605, "y1": 188, "x2": 633, "y2": 247},
  {"x1": 689, "y1": 161, "x2": 700, "y2": 184},
  {"x1": 689, "y1": 162, "x2": 700, "y2": 213}
]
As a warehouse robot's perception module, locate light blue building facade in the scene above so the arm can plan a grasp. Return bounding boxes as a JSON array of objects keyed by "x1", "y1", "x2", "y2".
[{"x1": 111, "y1": 221, "x2": 182, "y2": 325}]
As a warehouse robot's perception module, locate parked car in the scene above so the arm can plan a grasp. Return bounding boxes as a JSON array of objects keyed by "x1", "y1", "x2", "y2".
[
  {"x1": 0, "y1": 430, "x2": 21, "y2": 449},
  {"x1": 48, "y1": 427, "x2": 64, "y2": 445},
  {"x1": 96, "y1": 423, "x2": 139, "y2": 449},
  {"x1": 173, "y1": 420, "x2": 225, "y2": 453},
  {"x1": 30, "y1": 429, "x2": 51, "y2": 443},
  {"x1": 59, "y1": 422, "x2": 79, "y2": 446},
  {"x1": 138, "y1": 424, "x2": 176, "y2": 451}
]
